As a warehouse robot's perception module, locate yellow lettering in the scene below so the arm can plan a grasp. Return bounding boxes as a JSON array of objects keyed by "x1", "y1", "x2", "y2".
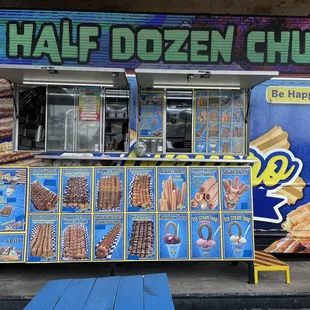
[{"x1": 250, "y1": 151, "x2": 297, "y2": 188}]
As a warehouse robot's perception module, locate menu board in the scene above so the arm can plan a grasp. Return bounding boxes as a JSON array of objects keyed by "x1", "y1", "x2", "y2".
[
  {"x1": 26, "y1": 215, "x2": 58, "y2": 262},
  {"x1": 126, "y1": 213, "x2": 156, "y2": 260},
  {"x1": 220, "y1": 167, "x2": 254, "y2": 259},
  {"x1": 93, "y1": 214, "x2": 124, "y2": 261},
  {"x1": 0, "y1": 166, "x2": 254, "y2": 263},
  {"x1": 94, "y1": 167, "x2": 125, "y2": 212},
  {"x1": 61, "y1": 168, "x2": 92, "y2": 213},
  {"x1": 194, "y1": 91, "x2": 246, "y2": 155},
  {"x1": 157, "y1": 167, "x2": 187, "y2": 212},
  {"x1": 127, "y1": 167, "x2": 155, "y2": 212},
  {"x1": 159, "y1": 214, "x2": 189, "y2": 260},
  {"x1": 29, "y1": 168, "x2": 60, "y2": 214},
  {"x1": 139, "y1": 91, "x2": 163, "y2": 137},
  {"x1": 60, "y1": 214, "x2": 91, "y2": 261},
  {"x1": 78, "y1": 87, "x2": 100, "y2": 122},
  {"x1": 0, "y1": 234, "x2": 25, "y2": 263},
  {"x1": 0, "y1": 168, "x2": 27, "y2": 232}
]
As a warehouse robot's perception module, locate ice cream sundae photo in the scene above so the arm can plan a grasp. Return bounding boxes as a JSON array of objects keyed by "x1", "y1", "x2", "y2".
[
  {"x1": 228, "y1": 222, "x2": 247, "y2": 258},
  {"x1": 223, "y1": 176, "x2": 249, "y2": 210},
  {"x1": 164, "y1": 221, "x2": 181, "y2": 258},
  {"x1": 196, "y1": 221, "x2": 216, "y2": 256}
]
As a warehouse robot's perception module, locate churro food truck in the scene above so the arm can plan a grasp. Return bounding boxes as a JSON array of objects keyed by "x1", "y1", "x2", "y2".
[{"x1": 0, "y1": 9, "x2": 309, "y2": 264}]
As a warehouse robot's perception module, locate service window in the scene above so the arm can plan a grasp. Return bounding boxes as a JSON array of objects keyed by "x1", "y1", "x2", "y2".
[
  {"x1": 194, "y1": 90, "x2": 246, "y2": 155},
  {"x1": 137, "y1": 88, "x2": 246, "y2": 155},
  {"x1": 104, "y1": 89, "x2": 129, "y2": 152},
  {"x1": 15, "y1": 84, "x2": 129, "y2": 153},
  {"x1": 166, "y1": 90, "x2": 192, "y2": 153},
  {"x1": 47, "y1": 86, "x2": 75, "y2": 152},
  {"x1": 138, "y1": 90, "x2": 164, "y2": 154}
]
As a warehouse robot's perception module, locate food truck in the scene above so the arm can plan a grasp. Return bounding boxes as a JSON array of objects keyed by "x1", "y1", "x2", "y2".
[{"x1": 0, "y1": 10, "x2": 309, "y2": 263}]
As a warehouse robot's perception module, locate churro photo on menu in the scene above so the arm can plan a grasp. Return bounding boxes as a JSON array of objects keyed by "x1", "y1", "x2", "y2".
[
  {"x1": 127, "y1": 168, "x2": 155, "y2": 212},
  {"x1": 158, "y1": 168, "x2": 187, "y2": 211},
  {"x1": 220, "y1": 167, "x2": 252, "y2": 211},
  {"x1": 189, "y1": 167, "x2": 219, "y2": 211},
  {"x1": 29, "y1": 168, "x2": 60, "y2": 214}
]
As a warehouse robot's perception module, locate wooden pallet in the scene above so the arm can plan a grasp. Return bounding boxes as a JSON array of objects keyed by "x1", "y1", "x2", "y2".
[{"x1": 254, "y1": 251, "x2": 290, "y2": 284}]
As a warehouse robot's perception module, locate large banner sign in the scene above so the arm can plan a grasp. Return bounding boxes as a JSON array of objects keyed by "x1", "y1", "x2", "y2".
[
  {"x1": 250, "y1": 79, "x2": 310, "y2": 253},
  {"x1": 1, "y1": 10, "x2": 310, "y2": 72}
]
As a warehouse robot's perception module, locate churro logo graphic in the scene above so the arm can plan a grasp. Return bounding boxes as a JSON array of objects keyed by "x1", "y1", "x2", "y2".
[
  {"x1": 250, "y1": 146, "x2": 302, "y2": 190},
  {"x1": 249, "y1": 144, "x2": 304, "y2": 224}
]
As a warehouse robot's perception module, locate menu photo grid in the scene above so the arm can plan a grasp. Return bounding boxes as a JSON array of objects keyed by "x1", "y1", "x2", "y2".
[
  {"x1": 2, "y1": 166, "x2": 254, "y2": 263},
  {"x1": 194, "y1": 91, "x2": 246, "y2": 155}
]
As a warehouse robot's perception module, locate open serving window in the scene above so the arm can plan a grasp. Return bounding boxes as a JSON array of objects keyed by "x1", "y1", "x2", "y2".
[
  {"x1": 136, "y1": 69, "x2": 279, "y2": 156},
  {"x1": 0, "y1": 65, "x2": 130, "y2": 153}
]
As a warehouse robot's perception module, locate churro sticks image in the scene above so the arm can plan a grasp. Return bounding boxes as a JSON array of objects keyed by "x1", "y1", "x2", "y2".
[
  {"x1": 97, "y1": 176, "x2": 122, "y2": 211},
  {"x1": 223, "y1": 176, "x2": 249, "y2": 210},
  {"x1": 31, "y1": 181, "x2": 58, "y2": 211},
  {"x1": 63, "y1": 177, "x2": 89, "y2": 210},
  {"x1": 190, "y1": 177, "x2": 218, "y2": 210},
  {"x1": 95, "y1": 224, "x2": 122, "y2": 259},
  {"x1": 30, "y1": 224, "x2": 54, "y2": 258},
  {"x1": 159, "y1": 176, "x2": 186, "y2": 211},
  {"x1": 128, "y1": 220, "x2": 154, "y2": 258},
  {"x1": 130, "y1": 175, "x2": 152, "y2": 209},
  {"x1": 63, "y1": 225, "x2": 87, "y2": 260}
]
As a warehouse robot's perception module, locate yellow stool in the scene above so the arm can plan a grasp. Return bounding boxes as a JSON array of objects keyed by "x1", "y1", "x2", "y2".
[{"x1": 254, "y1": 251, "x2": 290, "y2": 284}]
